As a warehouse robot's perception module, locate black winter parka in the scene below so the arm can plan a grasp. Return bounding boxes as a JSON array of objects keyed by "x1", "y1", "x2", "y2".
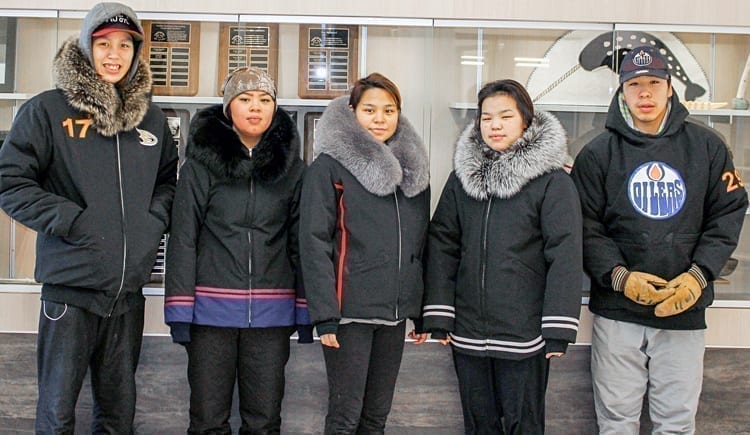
[
  {"x1": 164, "y1": 105, "x2": 309, "y2": 334},
  {"x1": 423, "y1": 111, "x2": 583, "y2": 359},
  {"x1": 299, "y1": 96, "x2": 430, "y2": 336},
  {"x1": 0, "y1": 38, "x2": 177, "y2": 316}
]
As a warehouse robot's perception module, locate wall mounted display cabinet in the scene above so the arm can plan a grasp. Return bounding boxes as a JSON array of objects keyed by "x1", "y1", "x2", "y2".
[{"x1": 1, "y1": 9, "x2": 749, "y2": 343}]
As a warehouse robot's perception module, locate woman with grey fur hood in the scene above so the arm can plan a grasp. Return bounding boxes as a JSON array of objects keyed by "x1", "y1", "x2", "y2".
[
  {"x1": 0, "y1": 2, "x2": 176, "y2": 432},
  {"x1": 421, "y1": 79, "x2": 582, "y2": 434},
  {"x1": 299, "y1": 73, "x2": 430, "y2": 434}
]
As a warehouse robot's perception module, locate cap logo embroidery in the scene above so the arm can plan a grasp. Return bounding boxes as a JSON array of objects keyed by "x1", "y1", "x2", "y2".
[
  {"x1": 106, "y1": 15, "x2": 132, "y2": 27},
  {"x1": 632, "y1": 50, "x2": 652, "y2": 67}
]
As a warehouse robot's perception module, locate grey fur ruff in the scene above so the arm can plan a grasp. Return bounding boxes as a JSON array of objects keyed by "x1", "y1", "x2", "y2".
[
  {"x1": 314, "y1": 96, "x2": 429, "y2": 198},
  {"x1": 455, "y1": 110, "x2": 569, "y2": 200},
  {"x1": 54, "y1": 37, "x2": 152, "y2": 137}
]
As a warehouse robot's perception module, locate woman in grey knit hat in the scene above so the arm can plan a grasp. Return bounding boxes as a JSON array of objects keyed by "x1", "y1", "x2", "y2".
[{"x1": 164, "y1": 66, "x2": 311, "y2": 433}]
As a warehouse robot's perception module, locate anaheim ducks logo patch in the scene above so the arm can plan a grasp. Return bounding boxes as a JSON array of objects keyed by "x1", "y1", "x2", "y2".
[
  {"x1": 627, "y1": 161, "x2": 685, "y2": 220},
  {"x1": 136, "y1": 128, "x2": 158, "y2": 146}
]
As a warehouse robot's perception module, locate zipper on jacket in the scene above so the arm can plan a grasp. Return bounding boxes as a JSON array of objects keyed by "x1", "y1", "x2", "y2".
[
  {"x1": 247, "y1": 178, "x2": 255, "y2": 324},
  {"x1": 480, "y1": 198, "x2": 492, "y2": 332},
  {"x1": 394, "y1": 192, "x2": 402, "y2": 320},
  {"x1": 108, "y1": 134, "x2": 128, "y2": 317}
]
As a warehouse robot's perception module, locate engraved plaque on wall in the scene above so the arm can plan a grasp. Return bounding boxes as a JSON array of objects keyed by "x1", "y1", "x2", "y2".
[
  {"x1": 142, "y1": 21, "x2": 200, "y2": 96},
  {"x1": 298, "y1": 25, "x2": 358, "y2": 99},
  {"x1": 217, "y1": 23, "x2": 278, "y2": 95}
]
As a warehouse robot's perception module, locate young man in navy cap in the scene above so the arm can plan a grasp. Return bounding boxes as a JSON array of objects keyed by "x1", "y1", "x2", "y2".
[
  {"x1": 571, "y1": 46, "x2": 748, "y2": 433},
  {"x1": 0, "y1": 2, "x2": 177, "y2": 432}
]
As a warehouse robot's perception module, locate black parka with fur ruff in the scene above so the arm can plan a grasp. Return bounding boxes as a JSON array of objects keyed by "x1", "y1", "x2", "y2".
[
  {"x1": 164, "y1": 105, "x2": 310, "y2": 339},
  {"x1": 299, "y1": 96, "x2": 430, "y2": 336},
  {"x1": 422, "y1": 111, "x2": 583, "y2": 359},
  {"x1": 0, "y1": 37, "x2": 177, "y2": 317}
]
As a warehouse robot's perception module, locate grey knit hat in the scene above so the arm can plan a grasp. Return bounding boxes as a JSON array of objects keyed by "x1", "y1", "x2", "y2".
[{"x1": 221, "y1": 67, "x2": 277, "y2": 118}]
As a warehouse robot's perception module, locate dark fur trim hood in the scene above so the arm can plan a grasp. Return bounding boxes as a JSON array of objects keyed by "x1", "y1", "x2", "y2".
[
  {"x1": 54, "y1": 37, "x2": 152, "y2": 137},
  {"x1": 187, "y1": 104, "x2": 300, "y2": 182},
  {"x1": 314, "y1": 96, "x2": 429, "y2": 197},
  {"x1": 455, "y1": 111, "x2": 569, "y2": 200}
]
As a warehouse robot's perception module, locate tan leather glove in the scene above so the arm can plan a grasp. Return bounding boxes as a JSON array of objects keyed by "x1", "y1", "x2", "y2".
[
  {"x1": 655, "y1": 265, "x2": 707, "y2": 317},
  {"x1": 612, "y1": 266, "x2": 674, "y2": 305}
]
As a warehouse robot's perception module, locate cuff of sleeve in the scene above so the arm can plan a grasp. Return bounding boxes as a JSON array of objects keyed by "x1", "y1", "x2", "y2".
[
  {"x1": 545, "y1": 339, "x2": 568, "y2": 354},
  {"x1": 296, "y1": 324, "x2": 314, "y2": 344},
  {"x1": 411, "y1": 317, "x2": 424, "y2": 334},
  {"x1": 315, "y1": 321, "x2": 339, "y2": 337},
  {"x1": 430, "y1": 329, "x2": 448, "y2": 340},
  {"x1": 688, "y1": 263, "x2": 709, "y2": 289},
  {"x1": 611, "y1": 266, "x2": 629, "y2": 292},
  {"x1": 169, "y1": 322, "x2": 191, "y2": 344}
]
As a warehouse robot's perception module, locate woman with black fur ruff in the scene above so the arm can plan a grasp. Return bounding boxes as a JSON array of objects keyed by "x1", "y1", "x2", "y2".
[
  {"x1": 299, "y1": 73, "x2": 430, "y2": 434},
  {"x1": 164, "y1": 67, "x2": 312, "y2": 433}
]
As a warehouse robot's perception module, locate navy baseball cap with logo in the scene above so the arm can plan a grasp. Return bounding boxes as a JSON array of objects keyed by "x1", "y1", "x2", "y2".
[{"x1": 619, "y1": 45, "x2": 670, "y2": 84}]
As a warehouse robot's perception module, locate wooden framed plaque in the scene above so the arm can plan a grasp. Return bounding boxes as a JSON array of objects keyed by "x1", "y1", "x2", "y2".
[
  {"x1": 303, "y1": 111, "x2": 324, "y2": 164},
  {"x1": 142, "y1": 21, "x2": 200, "y2": 96},
  {"x1": 298, "y1": 25, "x2": 358, "y2": 99},
  {"x1": 0, "y1": 17, "x2": 17, "y2": 92},
  {"x1": 217, "y1": 23, "x2": 278, "y2": 95}
]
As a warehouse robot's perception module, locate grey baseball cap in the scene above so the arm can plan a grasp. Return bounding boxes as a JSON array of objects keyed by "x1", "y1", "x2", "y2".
[{"x1": 79, "y1": 2, "x2": 145, "y2": 84}]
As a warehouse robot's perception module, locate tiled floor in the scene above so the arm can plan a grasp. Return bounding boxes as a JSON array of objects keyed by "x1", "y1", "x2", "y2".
[{"x1": 1, "y1": 333, "x2": 749, "y2": 434}]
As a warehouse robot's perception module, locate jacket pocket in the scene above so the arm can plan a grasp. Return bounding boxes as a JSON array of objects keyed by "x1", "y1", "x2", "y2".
[
  {"x1": 346, "y1": 252, "x2": 390, "y2": 274},
  {"x1": 342, "y1": 254, "x2": 393, "y2": 316},
  {"x1": 128, "y1": 212, "x2": 167, "y2": 286},
  {"x1": 35, "y1": 232, "x2": 107, "y2": 289}
]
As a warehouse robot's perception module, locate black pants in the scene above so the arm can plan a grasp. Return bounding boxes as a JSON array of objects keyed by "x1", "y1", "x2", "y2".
[
  {"x1": 186, "y1": 325, "x2": 294, "y2": 435},
  {"x1": 35, "y1": 300, "x2": 145, "y2": 434},
  {"x1": 452, "y1": 350, "x2": 550, "y2": 435},
  {"x1": 322, "y1": 322, "x2": 406, "y2": 435}
]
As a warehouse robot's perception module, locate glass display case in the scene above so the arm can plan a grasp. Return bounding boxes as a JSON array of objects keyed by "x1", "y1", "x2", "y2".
[
  {"x1": 429, "y1": 20, "x2": 750, "y2": 301},
  {"x1": 1, "y1": 10, "x2": 749, "y2": 304}
]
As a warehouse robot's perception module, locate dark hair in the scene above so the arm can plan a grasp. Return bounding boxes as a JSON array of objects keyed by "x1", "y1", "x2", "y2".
[
  {"x1": 349, "y1": 73, "x2": 402, "y2": 111},
  {"x1": 475, "y1": 79, "x2": 534, "y2": 130}
]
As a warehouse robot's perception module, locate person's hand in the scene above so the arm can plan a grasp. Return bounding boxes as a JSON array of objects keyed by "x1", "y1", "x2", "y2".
[
  {"x1": 622, "y1": 271, "x2": 674, "y2": 305},
  {"x1": 655, "y1": 271, "x2": 703, "y2": 317},
  {"x1": 437, "y1": 336, "x2": 451, "y2": 346},
  {"x1": 546, "y1": 352, "x2": 564, "y2": 359},
  {"x1": 408, "y1": 330, "x2": 428, "y2": 344},
  {"x1": 320, "y1": 333, "x2": 340, "y2": 348}
]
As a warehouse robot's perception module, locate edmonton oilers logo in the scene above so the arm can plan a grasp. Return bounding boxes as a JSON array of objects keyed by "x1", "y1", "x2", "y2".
[
  {"x1": 627, "y1": 161, "x2": 685, "y2": 219},
  {"x1": 632, "y1": 50, "x2": 652, "y2": 67}
]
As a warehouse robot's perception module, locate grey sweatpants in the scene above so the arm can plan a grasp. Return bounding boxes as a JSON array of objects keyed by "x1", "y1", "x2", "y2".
[{"x1": 591, "y1": 315, "x2": 704, "y2": 435}]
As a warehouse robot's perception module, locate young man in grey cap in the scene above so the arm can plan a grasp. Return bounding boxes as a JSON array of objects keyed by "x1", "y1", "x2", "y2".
[
  {"x1": 0, "y1": 2, "x2": 177, "y2": 432},
  {"x1": 571, "y1": 46, "x2": 748, "y2": 433}
]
